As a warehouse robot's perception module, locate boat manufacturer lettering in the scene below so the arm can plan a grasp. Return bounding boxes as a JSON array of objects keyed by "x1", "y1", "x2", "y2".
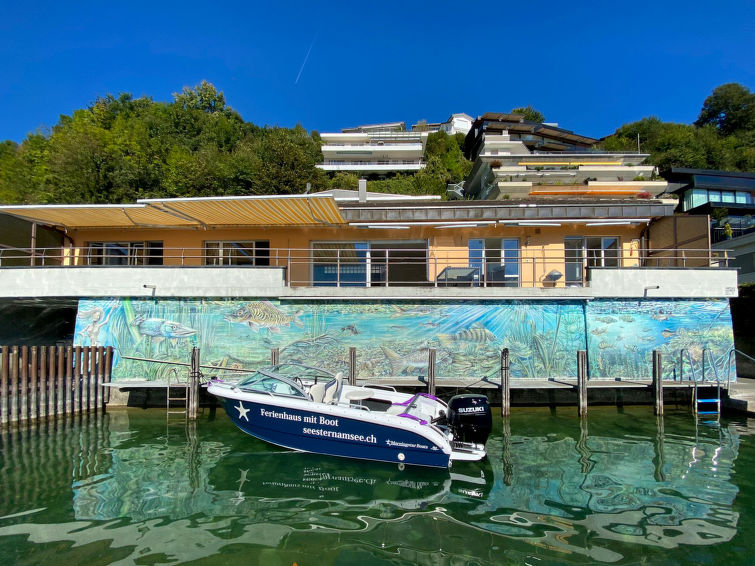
[
  {"x1": 386, "y1": 439, "x2": 429, "y2": 450},
  {"x1": 457, "y1": 406, "x2": 486, "y2": 414}
]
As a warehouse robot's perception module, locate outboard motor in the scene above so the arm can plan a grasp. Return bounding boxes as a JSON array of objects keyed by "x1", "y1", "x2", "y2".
[{"x1": 447, "y1": 394, "x2": 492, "y2": 445}]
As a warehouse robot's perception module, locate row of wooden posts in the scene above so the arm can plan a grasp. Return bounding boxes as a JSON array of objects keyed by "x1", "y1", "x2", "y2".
[
  {"x1": 503, "y1": 348, "x2": 665, "y2": 417},
  {"x1": 0, "y1": 343, "x2": 666, "y2": 426},
  {"x1": 0, "y1": 345, "x2": 113, "y2": 426},
  {"x1": 276, "y1": 346, "x2": 667, "y2": 418}
]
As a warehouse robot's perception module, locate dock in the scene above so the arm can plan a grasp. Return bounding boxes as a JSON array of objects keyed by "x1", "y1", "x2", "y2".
[{"x1": 722, "y1": 377, "x2": 755, "y2": 415}]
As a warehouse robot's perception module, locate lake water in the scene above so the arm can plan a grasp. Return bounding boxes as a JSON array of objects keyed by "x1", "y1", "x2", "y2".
[{"x1": 1, "y1": 407, "x2": 753, "y2": 565}]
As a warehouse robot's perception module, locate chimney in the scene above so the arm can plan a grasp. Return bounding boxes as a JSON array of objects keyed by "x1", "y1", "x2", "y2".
[{"x1": 358, "y1": 178, "x2": 367, "y2": 203}]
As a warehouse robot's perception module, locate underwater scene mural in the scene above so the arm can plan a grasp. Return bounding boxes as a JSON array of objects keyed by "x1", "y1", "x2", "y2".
[{"x1": 73, "y1": 298, "x2": 735, "y2": 382}]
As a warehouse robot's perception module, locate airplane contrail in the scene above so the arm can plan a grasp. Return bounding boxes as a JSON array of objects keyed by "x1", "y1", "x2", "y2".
[{"x1": 295, "y1": 34, "x2": 317, "y2": 85}]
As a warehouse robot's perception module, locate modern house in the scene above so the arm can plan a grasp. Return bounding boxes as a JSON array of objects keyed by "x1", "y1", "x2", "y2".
[
  {"x1": 458, "y1": 113, "x2": 666, "y2": 200},
  {"x1": 317, "y1": 122, "x2": 429, "y2": 177},
  {"x1": 664, "y1": 168, "x2": 755, "y2": 284},
  {"x1": 0, "y1": 188, "x2": 736, "y2": 385},
  {"x1": 411, "y1": 113, "x2": 474, "y2": 136}
]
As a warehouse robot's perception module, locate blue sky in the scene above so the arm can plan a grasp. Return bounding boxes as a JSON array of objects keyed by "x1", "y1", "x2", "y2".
[{"x1": 1, "y1": 0, "x2": 753, "y2": 142}]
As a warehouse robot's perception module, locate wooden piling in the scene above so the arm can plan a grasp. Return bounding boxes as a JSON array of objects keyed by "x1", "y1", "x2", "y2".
[
  {"x1": 47, "y1": 346, "x2": 55, "y2": 418},
  {"x1": 39, "y1": 346, "x2": 48, "y2": 419},
  {"x1": 89, "y1": 347, "x2": 98, "y2": 412},
  {"x1": 82, "y1": 346, "x2": 91, "y2": 413},
  {"x1": 73, "y1": 346, "x2": 82, "y2": 415},
  {"x1": 10, "y1": 346, "x2": 19, "y2": 423},
  {"x1": 427, "y1": 348, "x2": 436, "y2": 396},
  {"x1": 653, "y1": 350, "x2": 663, "y2": 416},
  {"x1": 20, "y1": 346, "x2": 29, "y2": 422},
  {"x1": 64, "y1": 346, "x2": 73, "y2": 417},
  {"x1": 56, "y1": 346, "x2": 65, "y2": 416},
  {"x1": 348, "y1": 347, "x2": 357, "y2": 386},
  {"x1": 95, "y1": 346, "x2": 105, "y2": 411},
  {"x1": 500, "y1": 348, "x2": 510, "y2": 417},
  {"x1": 270, "y1": 347, "x2": 279, "y2": 366},
  {"x1": 103, "y1": 346, "x2": 112, "y2": 406},
  {"x1": 189, "y1": 347, "x2": 200, "y2": 420},
  {"x1": 30, "y1": 347, "x2": 39, "y2": 421},
  {"x1": 577, "y1": 350, "x2": 587, "y2": 417},
  {"x1": 1, "y1": 347, "x2": 8, "y2": 425}
]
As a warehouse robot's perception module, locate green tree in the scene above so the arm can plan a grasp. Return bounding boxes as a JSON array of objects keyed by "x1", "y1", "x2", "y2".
[
  {"x1": 695, "y1": 83, "x2": 755, "y2": 136},
  {"x1": 511, "y1": 106, "x2": 545, "y2": 123}
]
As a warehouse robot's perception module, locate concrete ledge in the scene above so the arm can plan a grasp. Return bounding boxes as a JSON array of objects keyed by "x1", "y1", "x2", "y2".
[
  {"x1": 589, "y1": 268, "x2": 739, "y2": 298},
  {"x1": 0, "y1": 266, "x2": 287, "y2": 298}
]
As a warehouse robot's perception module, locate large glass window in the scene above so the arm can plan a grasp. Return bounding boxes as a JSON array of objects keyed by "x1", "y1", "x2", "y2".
[
  {"x1": 564, "y1": 237, "x2": 620, "y2": 286},
  {"x1": 204, "y1": 241, "x2": 269, "y2": 266},
  {"x1": 682, "y1": 188, "x2": 752, "y2": 210},
  {"x1": 312, "y1": 242, "x2": 369, "y2": 287},
  {"x1": 312, "y1": 241, "x2": 428, "y2": 287},
  {"x1": 468, "y1": 238, "x2": 520, "y2": 286},
  {"x1": 86, "y1": 241, "x2": 163, "y2": 265}
]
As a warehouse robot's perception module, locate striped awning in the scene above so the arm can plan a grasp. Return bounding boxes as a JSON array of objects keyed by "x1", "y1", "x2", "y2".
[{"x1": 0, "y1": 195, "x2": 346, "y2": 229}]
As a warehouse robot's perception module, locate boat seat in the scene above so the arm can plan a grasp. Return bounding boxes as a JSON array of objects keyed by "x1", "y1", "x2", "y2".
[
  {"x1": 322, "y1": 373, "x2": 344, "y2": 405},
  {"x1": 309, "y1": 382, "x2": 326, "y2": 403}
]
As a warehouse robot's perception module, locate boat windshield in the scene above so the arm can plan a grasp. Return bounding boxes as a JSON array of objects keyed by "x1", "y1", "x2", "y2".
[
  {"x1": 403, "y1": 393, "x2": 444, "y2": 423},
  {"x1": 265, "y1": 363, "x2": 334, "y2": 383},
  {"x1": 236, "y1": 371, "x2": 308, "y2": 398}
]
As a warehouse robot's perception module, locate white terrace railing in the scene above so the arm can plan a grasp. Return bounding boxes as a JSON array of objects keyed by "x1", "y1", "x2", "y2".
[{"x1": 0, "y1": 245, "x2": 734, "y2": 289}]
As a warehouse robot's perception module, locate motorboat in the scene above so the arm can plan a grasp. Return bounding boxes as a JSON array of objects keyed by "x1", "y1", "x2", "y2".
[{"x1": 207, "y1": 366, "x2": 491, "y2": 469}]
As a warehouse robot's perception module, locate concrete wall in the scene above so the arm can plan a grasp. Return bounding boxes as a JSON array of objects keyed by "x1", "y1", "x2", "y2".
[
  {"x1": 0, "y1": 266, "x2": 738, "y2": 299},
  {"x1": 0, "y1": 267, "x2": 286, "y2": 298},
  {"x1": 588, "y1": 268, "x2": 739, "y2": 298}
]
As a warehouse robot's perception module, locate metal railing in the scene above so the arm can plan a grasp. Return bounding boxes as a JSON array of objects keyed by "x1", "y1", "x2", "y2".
[{"x1": 0, "y1": 245, "x2": 734, "y2": 288}]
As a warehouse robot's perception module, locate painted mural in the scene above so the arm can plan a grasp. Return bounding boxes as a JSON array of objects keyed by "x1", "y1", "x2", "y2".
[
  {"x1": 586, "y1": 299, "x2": 735, "y2": 381},
  {"x1": 73, "y1": 298, "x2": 735, "y2": 382}
]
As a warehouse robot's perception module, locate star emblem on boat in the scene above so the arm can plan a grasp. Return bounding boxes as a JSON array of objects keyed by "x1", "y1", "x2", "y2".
[{"x1": 235, "y1": 401, "x2": 250, "y2": 421}]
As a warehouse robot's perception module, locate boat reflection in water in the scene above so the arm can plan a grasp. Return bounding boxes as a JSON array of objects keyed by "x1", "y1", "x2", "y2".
[{"x1": 0, "y1": 408, "x2": 747, "y2": 565}]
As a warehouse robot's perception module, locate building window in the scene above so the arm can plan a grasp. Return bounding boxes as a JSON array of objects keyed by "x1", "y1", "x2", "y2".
[
  {"x1": 469, "y1": 238, "x2": 520, "y2": 286},
  {"x1": 86, "y1": 241, "x2": 163, "y2": 265},
  {"x1": 564, "y1": 237, "x2": 620, "y2": 286},
  {"x1": 204, "y1": 241, "x2": 270, "y2": 266},
  {"x1": 312, "y1": 241, "x2": 428, "y2": 287}
]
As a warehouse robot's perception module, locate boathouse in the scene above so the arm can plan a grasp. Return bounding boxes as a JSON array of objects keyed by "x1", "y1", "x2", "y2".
[{"x1": 0, "y1": 187, "x2": 737, "y2": 388}]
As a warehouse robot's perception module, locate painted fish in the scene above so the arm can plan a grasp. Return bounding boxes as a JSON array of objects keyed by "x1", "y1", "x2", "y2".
[
  {"x1": 390, "y1": 305, "x2": 434, "y2": 318},
  {"x1": 590, "y1": 328, "x2": 608, "y2": 336},
  {"x1": 132, "y1": 316, "x2": 197, "y2": 340},
  {"x1": 438, "y1": 325, "x2": 497, "y2": 347},
  {"x1": 380, "y1": 346, "x2": 450, "y2": 375},
  {"x1": 661, "y1": 329, "x2": 676, "y2": 338},
  {"x1": 598, "y1": 341, "x2": 612, "y2": 350},
  {"x1": 225, "y1": 301, "x2": 304, "y2": 333},
  {"x1": 341, "y1": 324, "x2": 360, "y2": 335},
  {"x1": 596, "y1": 316, "x2": 617, "y2": 324},
  {"x1": 619, "y1": 314, "x2": 635, "y2": 323}
]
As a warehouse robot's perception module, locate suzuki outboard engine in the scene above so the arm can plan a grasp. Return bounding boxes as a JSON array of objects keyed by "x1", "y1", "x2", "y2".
[{"x1": 447, "y1": 394, "x2": 492, "y2": 445}]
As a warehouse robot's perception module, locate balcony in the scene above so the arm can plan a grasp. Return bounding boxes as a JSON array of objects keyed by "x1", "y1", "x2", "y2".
[
  {"x1": 0, "y1": 245, "x2": 738, "y2": 299},
  {"x1": 316, "y1": 161, "x2": 425, "y2": 173}
]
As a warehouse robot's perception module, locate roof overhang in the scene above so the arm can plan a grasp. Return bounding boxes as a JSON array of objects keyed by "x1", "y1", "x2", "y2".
[
  {"x1": 0, "y1": 195, "x2": 346, "y2": 230},
  {"x1": 340, "y1": 200, "x2": 674, "y2": 225}
]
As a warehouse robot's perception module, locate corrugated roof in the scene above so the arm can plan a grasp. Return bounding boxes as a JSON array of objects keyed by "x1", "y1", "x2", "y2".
[
  {"x1": 0, "y1": 204, "x2": 190, "y2": 229},
  {"x1": 0, "y1": 195, "x2": 346, "y2": 230}
]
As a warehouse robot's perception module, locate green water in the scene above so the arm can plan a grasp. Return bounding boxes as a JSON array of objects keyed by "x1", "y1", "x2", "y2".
[{"x1": 1, "y1": 407, "x2": 754, "y2": 565}]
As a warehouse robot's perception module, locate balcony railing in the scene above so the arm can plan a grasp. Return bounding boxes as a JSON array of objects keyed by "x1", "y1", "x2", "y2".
[{"x1": 0, "y1": 246, "x2": 734, "y2": 289}]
